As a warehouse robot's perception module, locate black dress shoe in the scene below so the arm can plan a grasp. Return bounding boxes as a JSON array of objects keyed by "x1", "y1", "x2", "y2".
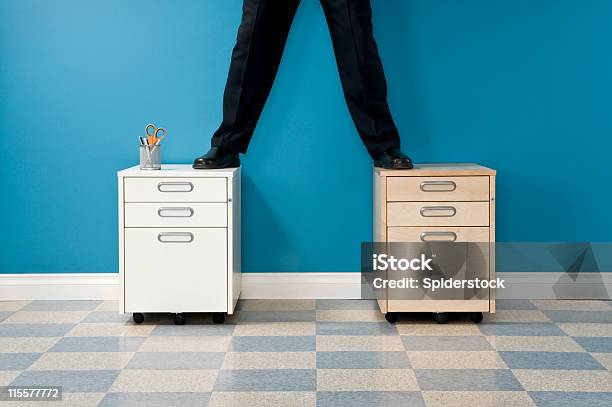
[
  {"x1": 193, "y1": 147, "x2": 240, "y2": 169},
  {"x1": 373, "y1": 147, "x2": 413, "y2": 169}
]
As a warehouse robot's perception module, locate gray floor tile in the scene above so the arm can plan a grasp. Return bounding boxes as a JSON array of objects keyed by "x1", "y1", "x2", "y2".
[
  {"x1": 402, "y1": 336, "x2": 492, "y2": 351},
  {"x1": 23, "y1": 300, "x2": 102, "y2": 311},
  {"x1": 230, "y1": 336, "x2": 315, "y2": 352},
  {"x1": 479, "y1": 323, "x2": 565, "y2": 336},
  {"x1": 0, "y1": 324, "x2": 75, "y2": 337},
  {"x1": 316, "y1": 351, "x2": 410, "y2": 369},
  {"x1": 316, "y1": 300, "x2": 379, "y2": 310},
  {"x1": 82, "y1": 311, "x2": 132, "y2": 323},
  {"x1": 100, "y1": 392, "x2": 210, "y2": 406},
  {"x1": 529, "y1": 391, "x2": 612, "y2": 407},
  {"x1": 316, "y1": 322, "x2": 398, "y2": 336},
  {"x1": 416, "y1": 369, "x2": 523, "y2": 391},
  {"x1": 496, "y1": 300, "x2": 537, "y2": 310},
  {"x1": 49, "y1": 337, "x2": 146, "y2": 352},
  {"x1": 500, "y1": 351, "x2": 605, "y2": 370},
  {"x1": 236, "y1": 310, "x2": 315, "y2": 322},
  {"x1": 317, "y1": 391, "x2": 425, "y2": 407},
  {"x1": 151, "y1": 324, "x2": 235, "y2": 336},
  {"x1": 543, "y1": 310, "x2": 612, "y2": 323},
  {"x1": 573, "y1": 337, "x2": 612, "y2": 353},
  {"x1": 213, "y1": 369, "x2": 315, "y2": 391},
  {"x1": 126, "y1": 352, "x2": 225, "y2": 370},
  {"x1": 0, "y1": 353, "x2": 41, "y2": 370},
  {"x1": 11, "y1": 370, "x2": 119, "y2": 392},
  {"x1": 0, "y1": 312, "x2": 12, "y2": 322}
]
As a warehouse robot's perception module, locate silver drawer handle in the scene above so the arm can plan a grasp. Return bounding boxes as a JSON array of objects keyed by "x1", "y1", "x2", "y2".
[
  {"x1": 157, "y1": 207, "x2": 194, "y2": 218},
  {"x1": 157, "y1": 232, "x2": 194, "y2": 243},
  {"x1": 420, "y1": 231, "x2": 457, "y2": 242},
  {"x1": 420, "y1": 180, "x2": 456, "y2": 192},
  {"x1": 420, "y1": 206, "x2": 457, "y2": 217},
  {"x1": 157, "y1": 182, "x2": 194, "y2": 192}
]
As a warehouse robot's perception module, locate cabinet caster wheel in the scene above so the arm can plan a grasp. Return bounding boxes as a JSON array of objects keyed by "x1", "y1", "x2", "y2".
[
  {"x1": 173, "y1": 313, "x2": 186, "y2": 325},
  {"x1": 469, "y1": 312, "x2": 483, "y2": 323},
  {"x1": 212, "y1": 313, "x2": 225, "y2": 324},
  {"x1": 133, "y1": 313, "x2": 144, "y2": 324},
  {"x1": 384, "y1": 313, "x2": 398, "y2": 323},
  {"x1": 434, "y1": 313, "x2": 448, "y2": 324}
]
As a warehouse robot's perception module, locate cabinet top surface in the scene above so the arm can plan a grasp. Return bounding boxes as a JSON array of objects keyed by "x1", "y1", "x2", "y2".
[
  {"x1": 374, "y1": 163, "x2": 495, "y2": 176},
  {"x1": 118, "y1": 164, "x2": 240, "y2": 178}
]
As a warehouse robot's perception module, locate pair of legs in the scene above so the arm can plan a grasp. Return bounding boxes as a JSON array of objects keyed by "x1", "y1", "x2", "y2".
[{"x1": 194, "y1": 0, "x2": 412, "y2": 169}]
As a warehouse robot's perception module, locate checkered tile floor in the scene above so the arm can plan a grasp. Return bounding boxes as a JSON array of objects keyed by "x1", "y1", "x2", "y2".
[{"x1": 0, "y1": 299, "x2": 611, "y2": 406}]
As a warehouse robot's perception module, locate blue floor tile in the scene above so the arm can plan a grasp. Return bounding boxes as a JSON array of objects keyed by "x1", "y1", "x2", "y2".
[
  {"x1": 415, "y1": 369, "x2": 523, "y2": 391},
  {"x1": 317, "y1": 391, "x2": 425, "y2": 407},
  {"x1": 0, "y1": 324, "x2": 75, "y2": 337},
  {"x1": 49, "y1": 337, "x2": 146, "y2": 352},
  {"x1": 529, "y1": 392, "x2": 612, "y2": 407},
  {"x1": 11, "y1": 370, "x2": 119, "y2": 393},
  {"x1": 496, "y1": 300, "x2": 537, "y2": 310},
  {"x1": 543, "y1": 310, "x2": 612, "y2": 323},
  {"x1": 82, "y1": 311, "x2": 132, "y2": 323},
  {"x1": 316, "y1": 300, "x2": 379, "y2": 310},
  {"x1": 0, "y1": 353, "x2": 41, "y2": 370},
  {"x1": 499, "y1": 351, "x2": 605, "y2": 370},
  {"x1": 316, "y1": 351, "x2": 411, "y2": 369},
  {"x1": 23, "y1": 301, "x2": 102, "y2": 311},
  {"x1": 479, "y1": 323, "x2": 565, "y2": 336},
  {"x1": 151, "y1": 324, "x2": 235, "y2": 336},
  {"x1": 236, "y1": 310, "x2": 315, "y2": 322},
  {"x1": 213, "y1": 369, "x2": 315, "y2": 391},
  {"x1": 573, "y1": 337, "x2": 612, "y2": 353},
  {"x1": 0, "y1": 311, "x2": 12, "y2": 322},
  {"x1": 316, "y1": 322, "x2": 398, "y2": 336},
  {"x1": 99, "y1": 392, "x2": 211, "y2": 407},
  {"x1": 230, "y1": 336, "x2": 315, "y2": 352}
]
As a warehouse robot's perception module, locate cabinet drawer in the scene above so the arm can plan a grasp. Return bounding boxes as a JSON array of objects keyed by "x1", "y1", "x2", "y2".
[
  {"x1": 124, "y1": 228, "x2": 227, "y2": 312},
  {"x1": 387, "y1": 202, "x2": 489, "y2": 227},
  {"x1": 124, "y1": 203, "x2": 227, "y2": 228},
  {"x1": 387, "y1": 176, "x2": 489, "y2": 202},
  {"x1": 388, "y1": 227, "x2": 490, "y2": 242},
  {"x1": 124, "y1": 178, "x2": 226, "y2": 202}
]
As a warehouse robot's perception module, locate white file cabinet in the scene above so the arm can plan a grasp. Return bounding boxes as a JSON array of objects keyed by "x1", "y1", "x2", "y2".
[{"x1": 117, "y1": 165, "x2": 240, "y2": 325}]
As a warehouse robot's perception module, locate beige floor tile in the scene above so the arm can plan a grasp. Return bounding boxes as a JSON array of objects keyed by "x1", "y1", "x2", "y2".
[
  {"x1": 408, "y1": 351, "x2": 507, "y2": 369},
  {"x1": 397, "y1": 323, "x2": 482, "y2": 336},
  {"x1": 139, "y1": 336, "x2": 231, "y2": 352},
  {"x1": 110, "y1": 369, "x2": 218, "y2": 392},
  {"x1": 317, "y1": 369, "x2": 418, "y2": 391},
  {"x1": 0, "y1": 301, "x2": 30, "y2": 311},
  {"x1": 513, "y1": 369, "x2": 612, "y2": 392},
  {"x1": 208, "y1": 391, "x2": 315, "y2": 407},
  {"x1": 423, "y1": 391, "x2": 535, "y2": 407},
  {"x1": 557, "y1": 323, "x2": 612, "y2": 337},
  {"x1": 484, "y1": 310, "x2": 550, "y2": 323},
  {"x1": 239, "y1": 300, "x2": 315, "y2": 311},
  {"x1": 316, "y1": 336, "x2": 405, "y2": 351},
  {"x1": 486, "y1": 336, "x2": 584, "y2": 352},
  {"x1": 94, "y1": 301, "x2": 120, "y2": 311},
  {"x1": 532, "y1": 300, "x2": 611, "y2": 311},
  {"x1": 592, "y1": 353, "x2": 612, "y2": 370},
  {"x1": 0, "y1": 392, "x2": 105, "y2": 407},
  {"x1": 222, "y1": 352, "x2": 315, "y2": 370},
  {"x1": 3, "y1": 311, "x2": 89, "y2": 324},
  {"x1": 28, "y1": 352, "x2": 134, "y2": 371},
  {"x1": 233, "y1": 322, "x2": 314, "y2": 336},
  {"x1": 0, "y1": 337, "x2": 60, "y2": 353},
  {"x1": 316, "y1": 310, "x2": 385, "y2": 322},
  {"x1": 66, "y1": 323, "x2": 155, "y2": 337},
  {"x1": 0, "y1": 371, "x2": 20, "y2": 386}
]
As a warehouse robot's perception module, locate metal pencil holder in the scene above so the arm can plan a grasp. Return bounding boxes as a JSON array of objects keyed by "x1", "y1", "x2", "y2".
[{"x1": 140, "y1": 144, "x2": 161, "y2": 170}]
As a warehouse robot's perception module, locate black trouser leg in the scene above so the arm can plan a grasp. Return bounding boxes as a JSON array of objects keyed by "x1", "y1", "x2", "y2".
[
  {"x1": 212, "y1": 0, "x2": 301, "y2": 153},
  {"x1": 320, "y1": 0, "x2": 400, "y2": 158}
]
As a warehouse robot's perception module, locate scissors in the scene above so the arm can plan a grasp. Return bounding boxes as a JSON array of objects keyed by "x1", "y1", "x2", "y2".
[{"x1": 145, "y1": 123, "x2": 167, "y2": 145}]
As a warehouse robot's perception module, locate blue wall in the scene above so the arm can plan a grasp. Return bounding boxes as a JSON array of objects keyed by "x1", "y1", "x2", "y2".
[{"x1": 1, "y1": 0, "x2": 611, "y2": 274}]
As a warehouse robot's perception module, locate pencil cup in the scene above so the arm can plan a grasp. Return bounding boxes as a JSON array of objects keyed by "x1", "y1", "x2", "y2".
[{"x1": 140, "y1": 144, "x2": 161, "y2": 170}]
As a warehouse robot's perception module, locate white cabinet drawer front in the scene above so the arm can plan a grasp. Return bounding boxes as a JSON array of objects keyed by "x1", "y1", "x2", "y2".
[
  {"x1": 388, "y1": 227, "x2": 490, "y2": 242},
  {"x1": 387, "y1": 176, "x2": 489, "y2": 202},
  {"x1": 124, "y1": 228, "x2": 227, "y2": 312},
  {"x1": 387, "y1": 202, "x2": 490, "y2": 227},
  {"x1": 124, "y1": 178, "x2": 226, "y2": 202},
  {"x1": 124, "y1": 203, "x2": 227, "y2": 227}
]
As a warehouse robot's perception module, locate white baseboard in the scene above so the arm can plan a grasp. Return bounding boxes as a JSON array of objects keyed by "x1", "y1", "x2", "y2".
[{"x1": 1, "y1": 272, "x2": 610, "y2": 301}]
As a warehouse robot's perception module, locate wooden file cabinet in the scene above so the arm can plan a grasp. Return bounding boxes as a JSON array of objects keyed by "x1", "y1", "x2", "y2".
[
  {"x1": 374, "y1": 164, "x2": 496, "y2": 323},
  {"x1": 117, "y1": 165, "x2": 240, "y2": 325}
]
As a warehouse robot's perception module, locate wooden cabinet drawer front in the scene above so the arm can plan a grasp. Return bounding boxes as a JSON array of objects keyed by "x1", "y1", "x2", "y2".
[
  {"x1": 387, "y1": 176, "x2": 489, "y2": 202},
  {"x1": 124, "y1": 178, "x2": 226, "y2": 202},
  {"x1": 124, "y1": 203, "x2": 227, "y2": 228},
  {"x1": 388, "y1": 227, "x2": 490, "y2": 242},
  {"x1": 387, "y1": 202, "x2": 489, "y2": 227}
]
